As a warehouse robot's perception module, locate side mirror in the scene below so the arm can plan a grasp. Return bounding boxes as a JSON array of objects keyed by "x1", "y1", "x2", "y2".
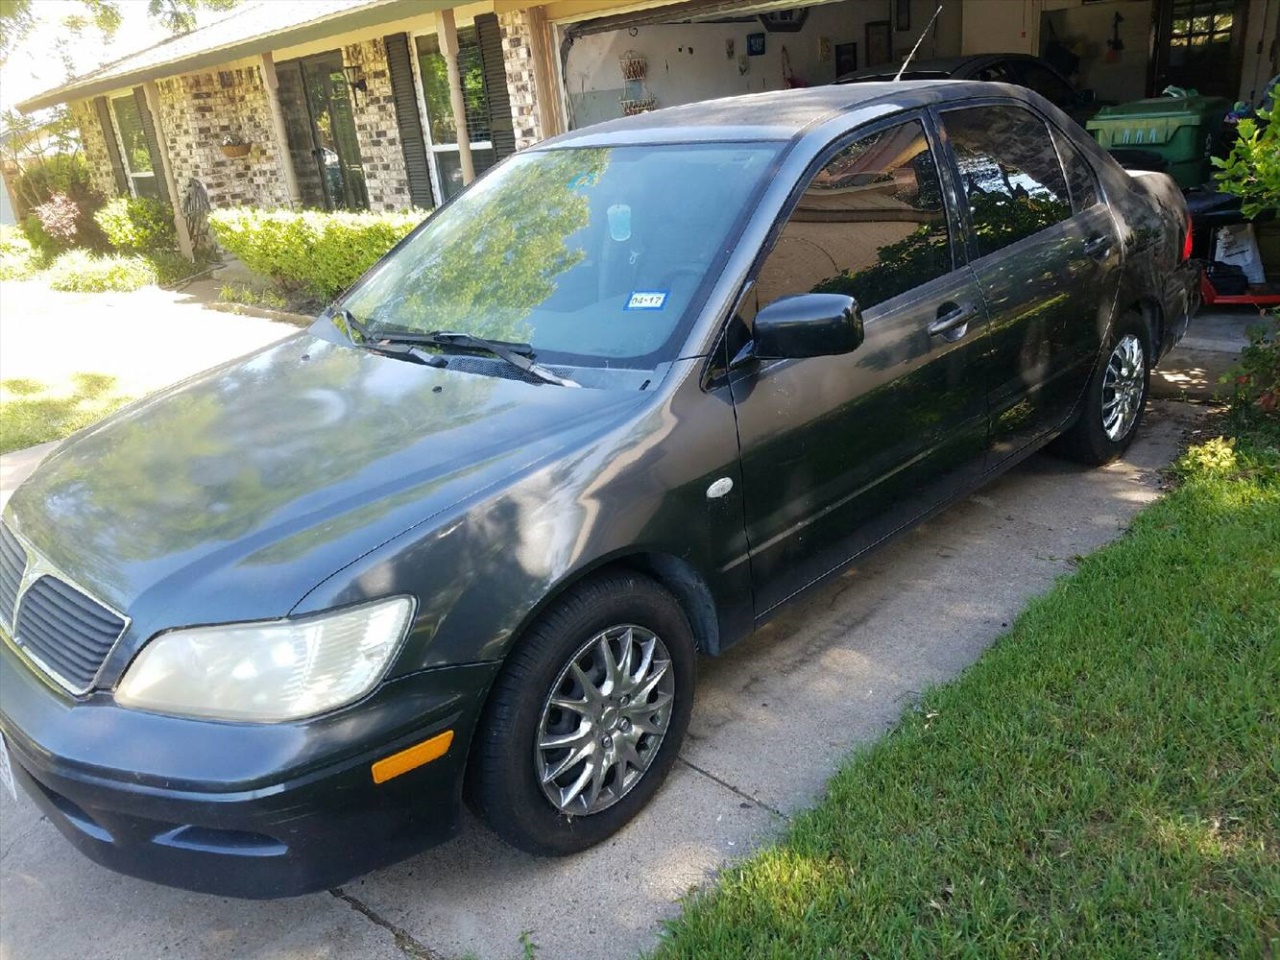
[{"x1": 736, "y1": 293, "x2": 864, "y2": 365}]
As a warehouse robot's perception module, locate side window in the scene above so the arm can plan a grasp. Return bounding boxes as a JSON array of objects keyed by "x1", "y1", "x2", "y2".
[
  {"x1": 942, "y1": 106, "x2": 1074, "y2": 258},
  {"x1": 753, "y1": 119, "x2": 953, "y2": 315},
  {"x1": 1018, "y1": 63, "x2": 1076, "y2": 110},
  {"x1": 974, "y1": 61, "x2": 1016, "y2": 83},
  {"x1": 1051, "y1": 127, "x2": 1100, "y2": 212}
]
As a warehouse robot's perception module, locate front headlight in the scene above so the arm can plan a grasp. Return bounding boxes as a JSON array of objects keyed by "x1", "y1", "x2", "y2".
[{"x1": 115, "y1": 597, "x2": 415, "y2": 722}]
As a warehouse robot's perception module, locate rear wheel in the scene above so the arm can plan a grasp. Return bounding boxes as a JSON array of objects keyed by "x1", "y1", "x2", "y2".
[
  {"x1": 467, "y1": 571, "x2": 695, "y2": 856},
  {"x1": 1055, "y1": 314, "x2": 1150, "y2": 466}
]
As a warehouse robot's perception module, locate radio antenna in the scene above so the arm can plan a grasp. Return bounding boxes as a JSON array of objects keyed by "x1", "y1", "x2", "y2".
[{"x1": 894, "y1": 3, "x2": 945, "y2": 81}]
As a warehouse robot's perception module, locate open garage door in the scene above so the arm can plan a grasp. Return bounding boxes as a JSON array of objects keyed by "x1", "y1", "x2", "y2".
[
  {"x1": 557, "y1": 0, "x2": 954, "y2": 130},
  {"x1": 563, "y1": 0, "x2": 831, "y2": 39}
]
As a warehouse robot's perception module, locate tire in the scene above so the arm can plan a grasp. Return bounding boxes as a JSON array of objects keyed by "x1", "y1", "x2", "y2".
[
  {"x1": 467, "y1": 571, "x2": 696, "y2": 856},
  {"x1": 1054, "y1": 313, "x2": 1151, "y2": 466}
]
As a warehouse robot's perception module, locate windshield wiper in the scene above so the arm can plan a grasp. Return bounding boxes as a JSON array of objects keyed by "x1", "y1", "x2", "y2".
[
  {"x1": 333, "y1": 312, "x2": 579, "y2": 387},
  {"x1": 332, "y1": 307, "x2": 373, "y2": 345},
  {"x1": 330, "y1": 309, "x2": 445, "y2": 368},
  {"x1": 376, "y1": 329, "x2": 580, "y2": 388}
]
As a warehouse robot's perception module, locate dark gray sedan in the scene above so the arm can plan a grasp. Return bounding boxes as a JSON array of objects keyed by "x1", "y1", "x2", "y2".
[{"x1": 0, "y1": 81, "x2": 1197, "y2": 898}]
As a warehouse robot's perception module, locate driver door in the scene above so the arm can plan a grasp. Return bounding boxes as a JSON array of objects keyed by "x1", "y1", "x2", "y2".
[{"x1": 729, "y1": 116, "x2": 991, "y2": 616}]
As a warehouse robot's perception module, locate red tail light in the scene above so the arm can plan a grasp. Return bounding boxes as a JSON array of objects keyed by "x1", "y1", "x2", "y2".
[{"x1": 1181, "y1": 212, "x2": 1194, "y2": 262}]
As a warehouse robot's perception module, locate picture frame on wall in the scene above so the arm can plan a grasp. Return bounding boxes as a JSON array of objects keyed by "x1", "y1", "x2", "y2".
[
  {"x1": 834, "y1": 41, "x2": 857, "y2": 78},
  {"x1": 865, "y1": 20, "x2": 891, "y2": 67},
  {"x1": 895, "y1": 0, "x2": 910, "y2": 32}
]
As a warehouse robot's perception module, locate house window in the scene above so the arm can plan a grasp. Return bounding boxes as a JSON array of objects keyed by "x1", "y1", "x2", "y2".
[
  {"x1": 416, "y1": 30, "x2": 497, "y2": 202},
  {"x1": 1169, "y1": 0, "x2": 1236, "y2": 49},
  {"x1": 111, "y1": 94, "x2": 161, "y2": 199}
]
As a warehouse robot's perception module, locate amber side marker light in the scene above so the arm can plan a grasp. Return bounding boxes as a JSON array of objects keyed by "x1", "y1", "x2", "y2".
[{"x1": 371, "y1": 730, "x2": 454, "y2": 784}]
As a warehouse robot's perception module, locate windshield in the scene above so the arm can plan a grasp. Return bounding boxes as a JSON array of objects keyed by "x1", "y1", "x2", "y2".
[{"x1": 341, "y1": 143, "x2": 782, "y2": 370}]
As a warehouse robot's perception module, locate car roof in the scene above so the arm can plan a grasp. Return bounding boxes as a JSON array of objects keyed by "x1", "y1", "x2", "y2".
[{"x1": 537, "y1": 80, "x2": 1011, "y2": 148}]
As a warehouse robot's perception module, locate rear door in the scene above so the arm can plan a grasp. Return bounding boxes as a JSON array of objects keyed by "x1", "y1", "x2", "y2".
[
  {"x1": 937, "y1": 102, "x2": 1121, "y2": 464},
  {"x1": 729, "y1": 114, "x2": 990, "y2": 615}
]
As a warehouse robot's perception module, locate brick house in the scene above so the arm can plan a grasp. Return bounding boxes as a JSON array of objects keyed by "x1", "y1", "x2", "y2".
[{"x1": 15, "y1": 0, "x2": 1278, "y2": 257}]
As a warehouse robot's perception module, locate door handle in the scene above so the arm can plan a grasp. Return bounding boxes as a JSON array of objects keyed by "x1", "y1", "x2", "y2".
[
  {"x1": 928, "y1": 303, "x2": 975, "y2": 337},
  {"x1": 1083, "y1": 235, "x2": 1111, "y2": 259}
]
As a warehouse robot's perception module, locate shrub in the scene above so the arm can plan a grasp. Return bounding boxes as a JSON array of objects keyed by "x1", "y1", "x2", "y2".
[
  {"x1": 1212, "y1": 105, "x2": 1280, "y2": 219},
  {"x1": 13, "y1": 154, "x2": 91, "y2": 208},
  {"x1": 95, "y1": 196, "x2": 178, "y2": 255},
  {"x1": 147, "y1": 249, "x2": 209, "y2": 287},
  {"x1": 1220, "y1": 312, "x2": 1280, "y2": 428},
  {"x1": 218, "y1": 282, "x2": 289, "y2": 310},
  {"x1": 44, "y1": 249, "x2": 157, "y2": 292},
  {"x1": 0, "y1": 225, "x2": 39, "y2": 280},
  {"x1": 13, "y1": 154, "x2": 108, "y2": 250},
  {"x1": 32, "y1": 192, "x2": 81, "y2": 246},
  {"x1": 207, "y1": 207, "x2": 423, "y2": 300}
]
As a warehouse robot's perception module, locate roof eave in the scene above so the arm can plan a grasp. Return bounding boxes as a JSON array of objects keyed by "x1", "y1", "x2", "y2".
[{"x1": 15, "y1": 0, "x2": 448, "y2": 113}]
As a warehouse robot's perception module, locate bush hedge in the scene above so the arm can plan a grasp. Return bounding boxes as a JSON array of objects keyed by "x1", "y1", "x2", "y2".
[
  {"x1": 207, "y1": 208, "x2": 423, "y2": 300},
  {"x1": 44, "y1": 250, "x2": 157, "y2": 292},
  {"x1": 0, "y1": 226, "x2": 40, "y2": 280},
  {"x1": 15, "y1": 155, "x2": 109, "y2": 255},
  {"x1": 95, "y1": 196, "x2": 179, "y2": 255}
]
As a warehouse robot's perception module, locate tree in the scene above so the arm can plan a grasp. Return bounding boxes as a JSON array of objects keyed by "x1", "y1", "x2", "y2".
[{"x1": 1, "y1": 0, "x2": 237, "y2": 67}]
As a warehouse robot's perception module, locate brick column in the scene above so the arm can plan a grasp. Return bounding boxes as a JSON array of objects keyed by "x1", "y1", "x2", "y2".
[{"x1": 499, "y1": 9, "x2": 544, "y2": 150}]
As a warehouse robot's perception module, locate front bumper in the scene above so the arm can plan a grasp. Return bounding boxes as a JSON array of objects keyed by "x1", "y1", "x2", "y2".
[{"x1": 0, "y1": 640, "x2": 498, "y2": 898}]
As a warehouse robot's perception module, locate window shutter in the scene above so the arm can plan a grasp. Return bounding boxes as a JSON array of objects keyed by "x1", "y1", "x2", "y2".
[
  {"x1": 383, "y1": 32, "x2": 434, "y2": 210},
  {"x1": 94, "y1": 96, "x2": 129, "y2": 195},
  {"x1": 132, "y1": 87, "x2": 171, "y2": 203},
  {"x1": 474, "y1": 13, "x2": 516, "y2": 160}
]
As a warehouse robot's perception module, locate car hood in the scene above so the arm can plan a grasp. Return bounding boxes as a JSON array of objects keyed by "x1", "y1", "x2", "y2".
[{"x1": 5, "y1": 335, "x2": 646, "y2": 635}]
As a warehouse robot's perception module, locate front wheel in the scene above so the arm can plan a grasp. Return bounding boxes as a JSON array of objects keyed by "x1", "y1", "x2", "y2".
[
  {"x1": 1054, "y1": 315, "x2": 1150, "y2": 466},
  {"x1": 467, "y1": 571, "x2": 696, "y2": 856}
]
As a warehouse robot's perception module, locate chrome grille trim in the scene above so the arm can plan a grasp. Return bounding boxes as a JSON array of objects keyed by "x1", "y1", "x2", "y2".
[
  {"x1": 0, "y1": 521, "x2": 131, "y2": 696},
  {"x1": 0, "y1": 523, "x2": 23, "y2": 632}
]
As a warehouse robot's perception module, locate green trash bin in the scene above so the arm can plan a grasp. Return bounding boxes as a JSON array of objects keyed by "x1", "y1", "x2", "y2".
[{"x1": 1086, "y1": 93, "x2": 1230, "y2": 189}]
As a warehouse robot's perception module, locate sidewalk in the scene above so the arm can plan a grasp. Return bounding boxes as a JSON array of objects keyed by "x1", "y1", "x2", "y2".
[{"x1": 1150, "y1": 306, "x2": 1261, "y2": 400}]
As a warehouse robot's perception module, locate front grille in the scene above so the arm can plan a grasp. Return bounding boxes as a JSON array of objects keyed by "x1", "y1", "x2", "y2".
[
  {"x1": 15, "y1": 575, "x2": 127, "y2": 694},
  {"x1": 0, "y1": 524, "x2": 23, "y2": 630}
]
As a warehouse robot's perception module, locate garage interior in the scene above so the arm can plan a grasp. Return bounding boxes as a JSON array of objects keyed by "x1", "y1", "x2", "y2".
[{"x1": 553, "y1": 0, "x2": 1278, "y2": 129}]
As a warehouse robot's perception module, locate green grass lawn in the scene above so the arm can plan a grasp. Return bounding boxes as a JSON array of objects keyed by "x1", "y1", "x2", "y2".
[
  {"x1": 652, "y1": 424, "x2": 1280, "y2": 959},
  {"x1": 0, "y1": 374, "x2": 132, "y2": 455}
]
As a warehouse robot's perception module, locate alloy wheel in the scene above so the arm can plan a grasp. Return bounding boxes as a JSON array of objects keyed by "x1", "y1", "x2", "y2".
[
  {"x1": 1101, "y1": 334, "x2": 1145, "y2": 442},
  {"x1": 535, "y1": 624, "x2": 675, "y2": 816}
]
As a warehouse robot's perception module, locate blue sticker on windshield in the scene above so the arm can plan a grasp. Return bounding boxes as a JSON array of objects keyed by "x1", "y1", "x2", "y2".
[{"x1": 626, "y1": 291, "x2": 668, "y2": 311}]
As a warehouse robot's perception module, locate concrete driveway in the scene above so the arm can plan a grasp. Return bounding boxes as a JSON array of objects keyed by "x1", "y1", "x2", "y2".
[{"x1": 0, "y1": 300, "x2": 1243, "y2": 960}]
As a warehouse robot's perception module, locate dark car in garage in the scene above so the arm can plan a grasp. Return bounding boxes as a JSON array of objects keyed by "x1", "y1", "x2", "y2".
[
  {"x1": 836, "y1": 54, "x2": 1097, "y2": 124},
  {"x1": 0, "y1": 81, "x2": 1197, "y2": 898}
]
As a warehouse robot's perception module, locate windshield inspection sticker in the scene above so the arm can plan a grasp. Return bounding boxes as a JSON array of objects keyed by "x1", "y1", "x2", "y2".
[{"x1": 626, "y1": 291, "x2": 668, "y2": 311}]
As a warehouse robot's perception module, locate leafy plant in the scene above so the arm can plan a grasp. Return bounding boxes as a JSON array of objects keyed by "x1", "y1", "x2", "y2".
[
  {"x1": 16, "y1": 156, "x2": 109, "y2": 254},
  {"x1": 148, "y1": 249, "x2": 208, "y2": 286},
  {"x1": 32, "y1": 192, "x2": 82, "y2": 245},
  {"x1": 95, "y1": 196, "x2": 178, "y2": 255},
  {"x1": 44, "y1": 249, "x2": 157, "y2": 292},
  {"x1": 1219, "y1": 312, "x2": 1280, "y2": 426},
  {"x1": 1211, "y1": 106, "x2": 1280, "y2": 219},
  {"x1": 207, "y1": 207, "x2": 423, "y2": 300},
  {"x1": 218, "y1": 282, "x2": 288, "y2": 309},
  {"x1": 1175, "y1": 435, "x2": 1239, "y2": 477},
  {"x1": 10, "y1": 152, "x2": 93, "y2": 211},
  {"x1": 0, "y1": 224, "x2": 40, "y2": 279}
]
